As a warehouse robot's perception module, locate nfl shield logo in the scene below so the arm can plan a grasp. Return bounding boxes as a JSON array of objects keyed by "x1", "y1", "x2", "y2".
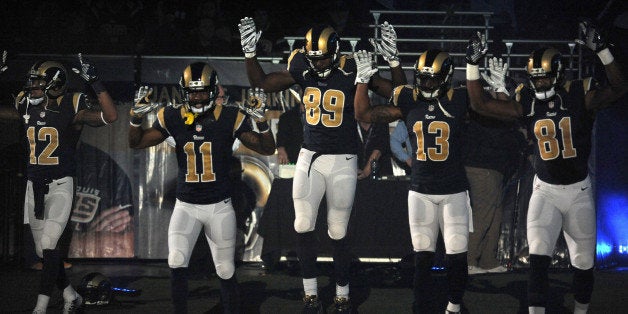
[
  {"x1": 548, "y1": 101, "x2": 554, "y2": 109},
  {"x1": 195, "y1": 124, "x2": 202, "y2": 132},
  {"x1": 428, "y1": 104, "x2": 434, "y2": 112},
  {"x1": 40, "y1": 111, "x2": 46, "y2": 118}
]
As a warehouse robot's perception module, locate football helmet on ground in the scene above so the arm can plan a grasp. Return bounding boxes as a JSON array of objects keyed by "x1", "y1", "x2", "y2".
[
  {"x1": 414, "y1": 49, "x2": 454, "y2": 100},
  {"x1": 304, "y1": 25, "x2": 340, "y2": 79},
  {"x1": 526, "y1": 47, "x2": 563, "y2": 100},
  {"x1": 179, "y1": 62, "x2": 219, "y2": 114},
  {"x1": 77, "y1": 272, "x2": 112, "y2": 306}
]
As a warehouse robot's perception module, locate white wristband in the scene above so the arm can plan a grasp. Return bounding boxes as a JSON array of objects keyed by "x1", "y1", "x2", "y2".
[
  {"x1": 244, "y1": 51, "x2": 256, "y2": 58},
  {"x1": 388, "y1": 60, "x2": 400, "y2": 68},
  {"x1": 466, "y1": 64, "x2": 480, "y2": 80},
  {"x1": 100, "y1": 111, "x2": 109, "y2": 125},
  {"x1": 597, "y1": 48, "x2": 614, "y2": 65},
  {"x1": 129, "y1": 121, "x2": 142, "y2": 127}
]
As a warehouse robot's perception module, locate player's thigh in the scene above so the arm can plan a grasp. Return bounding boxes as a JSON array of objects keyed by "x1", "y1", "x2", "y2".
[{"x1": 408, "y1": 191, "x2": 440, "y2": 252}]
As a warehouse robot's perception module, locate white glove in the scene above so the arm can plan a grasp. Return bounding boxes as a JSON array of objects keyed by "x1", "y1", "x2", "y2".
[
  {"x1": 240, "y1": 87, "x2": 267, "y2": 121},
  {"x1": 369, "y1": 21, "x2": 399, "y2": 67},
  {"x1": 354, "y1": 50, "x2": 378, "y2": 85},
  {"x1": 0, "y1": 50, "x2": 7, "y2": 74},
  {"x1": 480, "y1": 57, "x2": 509, "y2": 96},
  {"x1": 238, "y1": 17, "x2": 262, "y2": 58},
  {"x1": 72, "y1": 53, "x2": 99, "y2": 83},
  {"x1": 130, "y1": 86, "x2": 160, "y2": 119}
]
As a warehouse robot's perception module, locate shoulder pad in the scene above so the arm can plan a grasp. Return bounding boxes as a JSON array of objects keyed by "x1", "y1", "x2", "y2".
[
  {"x1": 563, "y1": 80, "x2": 573, "y2": 93},
  {"x1": 286, "y1": 49, "x2": 302, "y2": 71},
  {"x1": 338, "y1": 54, "x2": 348, "y2": 70},
  {"x1": 392, "y1": 85, "x2": 412, "y2": 106},
  {"x1": 515, "y1": 83, "x2": 525, "y2": 103},
  {"x1": 71, "y1": 92, "x2": 85, "y2": 114},
  {"x1": 582, "y1": 77, "x2": 593, "y2": 93},
  {"x1": 213, "y1": 103, "x2": 223, "y2": 121},
  {"x1": 447, "y1": 87, "x2": 455, "y2": 101},
  {"x1": 15, "y1": 91, "x2": 26, "y2": 110}
]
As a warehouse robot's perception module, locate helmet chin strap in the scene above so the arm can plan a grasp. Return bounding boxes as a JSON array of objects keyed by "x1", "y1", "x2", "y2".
[
  {"x1": 534, "y1": 87, "x2": 556, "y2": 100},
  {"x1": 27, "y1": 94, "x2": 46, "y2": 106}
]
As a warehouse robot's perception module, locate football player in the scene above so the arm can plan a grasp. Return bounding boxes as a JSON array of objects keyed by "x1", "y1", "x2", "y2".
[
  {"x1": 238, "y1": 18, "x2": 406, "y2": 312},
  {"x1": 354, "y1": 47, "x2": 493, "y2": 313},
  {"x1": 465, "y1": 21, "x2": 628, "y2": 314},
  {"x1": 0, "y1": 53, "x2": 117, "y2": 314},
  {"x1": 128, "y1": 62, "x2": 275, "y2": 314}
]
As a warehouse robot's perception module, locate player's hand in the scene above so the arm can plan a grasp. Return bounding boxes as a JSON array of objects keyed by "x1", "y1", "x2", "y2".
[
  {"x1": 277, "y1": 147, "x2": 289, "y2": 165},
  {"x1": 0, "y1": 50, "x2": 7, "y2": 74},
  {"x1": 239, "y1": 17, "x2": 262, "y2": 57},
  {"x1": 72, "y1": 53, "x2": 99, "y2": 83},
  {"x1": 369, "y1": 21, "x2": 399, "y2": 67},
  {"x1": 357, "y1": 166, "x2": 371, "y2": 180},
  {"x1": 480, "y1": 57, "x2": 509, "y2": 96},
  {"x1": 575, "y1": 19, "x2": 607, "y2": 52},
  {"x1": 89, "y1": 205, "x2": 132, "y2": 233},
  {"x1": 241, "y1": 87, "x2": 267, "y2": 121},
  {"x1": 354, "y1": 50, "x2": 378, "y2": 84},
  {"x1": 130, "y1": 86, "x2": 159, "y2": 118},
  {"x1": 466, "y1": 31, "x2": 488, "y2": 65}
]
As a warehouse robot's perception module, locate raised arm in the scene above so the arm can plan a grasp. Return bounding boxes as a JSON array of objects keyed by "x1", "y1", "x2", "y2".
[
  {"x1": 73, "y1": 53, "x2": 118, "y2": 126},
  {"x1": 239, "y1": 17, "x2": 296, "y2": 92},
  {"x1": 354, "y1": 50, "x2": 402, "y2": 124},
  {"x1": 236, "y1": 88, "x2": 276, "y2": 155},
  {"x1": 465, "y1": 33, "x2": 522, "y2": 121},
  {"x1": 369, "y1": 21, "x2": 408, "y2": 98},
  {"x1": 576, "y1": 20, "x2": 628, "y2": 110},
  {"x1": 128, "y1": 86, "x2": 166, "y2": 149}
]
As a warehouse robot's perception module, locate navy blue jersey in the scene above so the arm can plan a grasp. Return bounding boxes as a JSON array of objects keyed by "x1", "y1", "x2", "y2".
[
  {"x1": 16, "y1": 92, "x2": 87, "y2": 181},
  {"x1": 153, "y1": 104, "x2": 252, "y2": 204},
  {"x1": 517, "y1": 79, "x2": 595, "y2": 184},
  {"x1": 391, "y1": 86, "x2": 469, "y2": 194},
  {"x1": 287, "y1": 50, "x2": 359, "y2": 154}
]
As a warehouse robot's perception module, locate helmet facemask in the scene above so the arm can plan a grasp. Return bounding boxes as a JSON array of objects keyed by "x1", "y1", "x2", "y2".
[
  {"x1": 527, "y1": 48, "x2": 563, "y2": 100},
  {"x1": 304, "y1": 26, "x2": 340, "y2": 79},
  {"x1": 414, "y1": 50, "x2": 453, "y2": 100},
  {"x1": 179, "y1": 62, "x2": 219, "y2": 115}
]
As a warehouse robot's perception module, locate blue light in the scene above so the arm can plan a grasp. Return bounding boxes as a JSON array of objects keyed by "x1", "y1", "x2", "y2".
[{"x1": 597, "y1": 193, "x2": 628, "y2": 261}]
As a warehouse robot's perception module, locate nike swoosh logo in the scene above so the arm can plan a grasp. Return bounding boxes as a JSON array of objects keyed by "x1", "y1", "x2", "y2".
[
  {"x1": 581, "y1": 187, "x2": 589, "y2": 191},
  {"x1": 57, "y1": 182, "x2": 66, "y2": 185},
  {"x1": 346, "y1": 156, "x2": 355, "y2": 160}
]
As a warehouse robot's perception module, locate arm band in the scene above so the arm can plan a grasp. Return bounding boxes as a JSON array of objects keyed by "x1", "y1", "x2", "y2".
[
  {"x1": 597, "y1": 48, "x2": 614, "y2": 65},
  {"x1": 245, "y1": 52, "x2": 256, "y2": 58},
  {"x1": 466, "y1": 64, "x2": 480, "y2": 80}
]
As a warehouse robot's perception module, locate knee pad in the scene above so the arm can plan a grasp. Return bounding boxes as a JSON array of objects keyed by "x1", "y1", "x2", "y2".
[
  {"x1": 445, "y1": 233, "x2": 468, "y2": 254},
  {"x1": 215, "y1": 262, "x2": 235, "y2": 280},
  {"x1": 294, "y1": 217, "x2": 315, "y2": 234},
  {"x1": 412, "y1": 233, "x2": 432, "y2": 251},
  {"x1": 528, "y1": 238, "x2": 552, "y2": 256},
  {"x1": 328, "y1": 225, "x2": 347, "y2": 240},
  {"x1": 40, "y1": 234, "x2": 53, "y2": 251},
  {"x1": 168, "y1": 249, "x2": 187, "y2": 268},
  {"x1": 571, "y1": 252, "x2": 594, "y2": 270}
]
